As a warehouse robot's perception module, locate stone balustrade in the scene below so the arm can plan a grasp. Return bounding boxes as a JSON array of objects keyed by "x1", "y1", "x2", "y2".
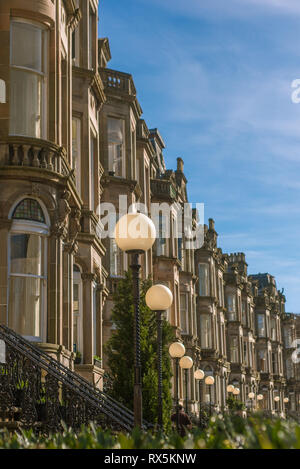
[
  {"x1": 0, "y1": 137, "x2": 75, "y2": 184},
  {"x1": 100, "y1": 68, "x2": 136, "y2": 96}
]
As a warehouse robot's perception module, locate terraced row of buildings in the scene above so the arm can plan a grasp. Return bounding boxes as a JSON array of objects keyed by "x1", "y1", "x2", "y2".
[{"x1": 0, "y1": 0, "x2": 299, "y2": 421}]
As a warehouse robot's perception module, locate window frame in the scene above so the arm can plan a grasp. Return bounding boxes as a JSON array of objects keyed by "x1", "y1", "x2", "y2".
[
  {"x1": 9, "y1": 18, "x2": 48, "y2": 139},
  {"x1": 7, "y1": 198, "x2": 49, "y2": 342}
]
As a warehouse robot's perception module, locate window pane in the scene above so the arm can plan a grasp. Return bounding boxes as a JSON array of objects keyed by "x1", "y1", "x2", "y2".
[
  {"x1": 8, "y1": 277, "x2": 42, "y2": 338},
  {"x1": 200, "y1": 314, "x2": 212, "y2": 348},
  {"x1": 13, "y1": 199, "x2": 45, "y2": 223},
  {"x1": 230, "y1": 336, "x2": 239, "y2": 362},
  {"x1": 257, "y1": 314, "x2": 266, "y2": 337},
  {"x1": 10, "y1": 234, "x2": 43, "y2": 276},
  {"x1": 11, "y1": 22, "x2": 43, "y2": 72},
  {"x1": 108, "y1": 118, "x2": 124, "y2": 176},
  {"x1": 10, "y1": 69, "x2": 42, "y2": 137},
  {"x1": 199, "y1": 264, "x2": 209, "y2": 296},
  {"x1": 180, "y1": 293, "x2": 188, "y2": 333}
]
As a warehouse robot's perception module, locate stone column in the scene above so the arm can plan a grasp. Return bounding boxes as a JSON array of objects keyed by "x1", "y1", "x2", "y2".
[
  {"x1": 81, "y1": 272, "x2": 97, "y2": 364},
  {"x1": 96, "y1": 283, "x2": 103, "y2": 359},
  {"x1": 48, "y1": 232, "x2": 63, "y2": 344},
  {"x1": 62, "y1": 243, "x2": 74, "y2": 350}
]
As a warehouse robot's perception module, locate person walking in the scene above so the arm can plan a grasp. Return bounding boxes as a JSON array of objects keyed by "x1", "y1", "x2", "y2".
[{"x1": 171, "y1": 405, "x2": 192, "y2": 437}]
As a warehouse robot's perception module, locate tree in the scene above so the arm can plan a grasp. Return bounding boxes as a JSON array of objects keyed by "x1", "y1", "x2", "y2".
[{"x1": 105, "y1": 270, "x2": 174, "y2": 431}]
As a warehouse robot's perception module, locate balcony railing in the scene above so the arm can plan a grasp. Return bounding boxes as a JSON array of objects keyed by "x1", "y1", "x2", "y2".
[
  {"x1": 151, "y1": 179, "x2": 177, "y2": 200},
  {"x1": 0, "y1": 137, "x2": 75, "y2": 185},
  {"x1": 100, "y1": 68, "x2": 137, "y2": 96}
]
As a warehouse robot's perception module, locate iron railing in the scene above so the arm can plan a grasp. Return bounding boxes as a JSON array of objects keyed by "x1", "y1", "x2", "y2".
[{"x1": 0, "y1": 325, "x2": 149, "y2": 433}]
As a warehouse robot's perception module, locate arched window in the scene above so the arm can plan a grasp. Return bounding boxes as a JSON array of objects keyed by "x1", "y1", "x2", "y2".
[
  {"x1": 12, "y1": 198, "x2": 45, "y2": 223},
  {"x1": 73, "y1": 264, "x2": 83, "y2": 355},
  {"x1": 8, "y1": 198, "x2": 48, "y2": 341}
]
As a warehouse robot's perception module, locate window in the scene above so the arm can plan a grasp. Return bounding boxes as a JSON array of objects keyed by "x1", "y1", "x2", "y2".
[
  {"x1": 258, "y1": 349, "x2": 268, "y2": 372},
  {"x1": 242, "y1": 300, "x2": 247, "y2": 325},
  {"x1": 198, "y1": 264, "x2": 209, "y2": 296},
  {"x1": 271, "y1": 318, "x2": 276, "y2": 341},
  {"x1": 243, "y1": 340, "x2": 248, "y2": 366},
  {"x1": 110, "y1": 239, "x2": 123, "y2": 277},
  {"x1": 107, "y1": 118, "x2": 124, "y2": 177},
  {"x1": 286, "y1": 358, "x2": 294, "y2": 379},
  {"x1": 257, "y1": 314, "x2": 266, "y2": 337},
  {"x1": 72, "y1": 117, "x2": 81, "y2": 193},
  {"x1": 217, "y1": 274, "x2": 223, "y2": 306},
  {"x1": 272, "y1": 352, "x2": 278, "y2": 374},
  {"x1": 226, "y1": 293, "x2": 236, "y2": 321},
  {"x1": 10, "y1": 20, "x2": 48, "y2": 138},
  {"x1": 178, "y1": 238, "x2": 185, "y2": 271},
  {"x1": 180, "y1": 293, "x2": 189, "y2": 334},
  {"x1": 90, "y1": 132, "x2": 97, "y2": 211},
  {"x1": 8, "y1": 199, "x2": 48, "y2": 341},
  {"x1": 72, "y1": 0, "x2": 80, "y2": 66},
  {"x1": 249, "y1": 342, "x2": 253, "y2": 368},
  {"x1": 157, "y1": 213, "x2": 167, "y2": 256},
  {"x1": 13, "y1": 198, "x2": 45, "y2": 223},
  {"x1": 200, "y1": 314, "x2": 212, "y2": 349},
  {"x1": 73, "y1": 265, "x2": 82, "y2": 354},
  {"x1": 89, "y1": 6, "x2": 95, "y2": 69},
  {"x1": 230, "y1": 336, "x2": 239, "y2": 363},
  {"x1": 172, "y1": 217, "x2": 178, "y2": 258}
]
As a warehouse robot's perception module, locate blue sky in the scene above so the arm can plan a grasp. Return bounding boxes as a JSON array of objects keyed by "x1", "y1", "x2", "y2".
[{"x1": 99, "y1": 0, "x2": 300, "y2": 314}]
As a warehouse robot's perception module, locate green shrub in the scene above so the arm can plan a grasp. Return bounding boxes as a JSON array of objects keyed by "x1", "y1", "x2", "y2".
[{"x1": 1, "y1": 415, "x2": 300, "y2": 449}]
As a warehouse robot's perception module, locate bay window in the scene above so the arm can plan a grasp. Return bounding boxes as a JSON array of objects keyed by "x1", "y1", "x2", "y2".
[
  {"x1": 107, "y1": 117, "x2": 125, "y2": 177},
  {"x1": 8, "y1": 199, "x2": 48, "y2": 341},
  {"x1": 10, "y1": 20, "x2": 48, "y2": 138}
]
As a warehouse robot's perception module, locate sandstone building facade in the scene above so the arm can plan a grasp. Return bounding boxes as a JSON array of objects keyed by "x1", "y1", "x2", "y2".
[{"x1": 0, "y1": 0, "x2": 299, "y2": 419}]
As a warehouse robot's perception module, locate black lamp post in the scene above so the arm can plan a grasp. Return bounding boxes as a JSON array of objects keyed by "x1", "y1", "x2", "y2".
[
  {"x1": 205, "y1": 375, "x2": 215, "y2": 417},
  {"x1": 146, "y1": 285, "x2": 173, "y2": 429},
  {"x1": 169, "y1": 342, "x2": 186, "y2": 432},
  {"x1": 283, "y1": 397, "x2": 289, "y2": 417},
  {"x1": 179, "y1": 355, "x2": 194, "y2": 415},
  {"x1": 248, "y1": 392, "x2": 255, "y2": 412},
  {"x1": 274, "y1": 395, "x2": 280, "y2": 415},
  {"x1": 115, "y1": 212, "x2": 156, "y2": 428},
  {"x1": 194, "y1": 369, "x2": 205, "y2": 426}
]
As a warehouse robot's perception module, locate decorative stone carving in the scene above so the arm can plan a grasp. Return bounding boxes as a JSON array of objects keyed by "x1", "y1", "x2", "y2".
[{"x1": 53, "y1": 190, "x2": 71, "y2": 238}]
